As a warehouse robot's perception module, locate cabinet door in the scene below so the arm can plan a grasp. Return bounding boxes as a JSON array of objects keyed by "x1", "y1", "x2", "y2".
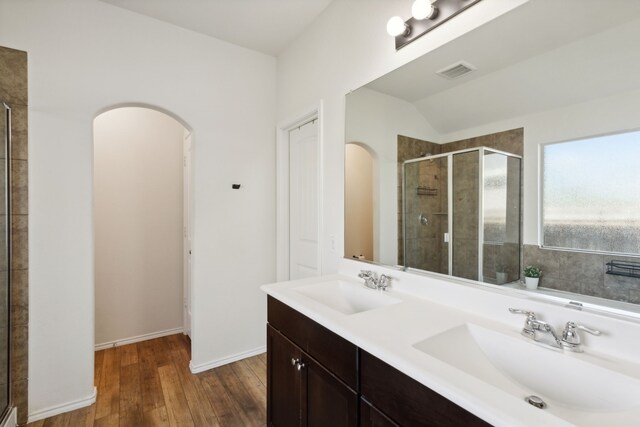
[
  {"x1": 302, "y1": 355, "x2": 358, "y2": 427},
  {"x1": 360, "y1": 399, "x2": 399, "y2": 427},
  {"x1": 268, "y1": 325, "x2": 302, "y2": 427}
]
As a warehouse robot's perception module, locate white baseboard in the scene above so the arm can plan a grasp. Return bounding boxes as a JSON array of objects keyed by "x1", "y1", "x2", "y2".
[
  {"x1": 1, "y1": 407, "x2": 16, "y2": 427},
  {"x1": 189, "y1": 346, "x2": 266, "y2": 374},
  {"x1": 28, "y1": 387, "x2": 97, "y2": 423},
  {"x1": 95, "y1": 327, "x2": 184, "y2": 351}
]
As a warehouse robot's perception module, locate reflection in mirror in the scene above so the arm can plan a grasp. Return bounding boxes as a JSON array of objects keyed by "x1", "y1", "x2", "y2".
[
  {"x1": 345, "y1": 143, "x2": 375, "y2": 261},
  {"x1": 345, "y1": 0, "x2": 640, "y2": 307},
  {"x1": 401, "y1": 147, "x2": 521, "y2": 284}
]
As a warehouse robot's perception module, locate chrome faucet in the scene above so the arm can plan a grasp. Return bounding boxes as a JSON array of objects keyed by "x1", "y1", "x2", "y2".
[
  {"x1": 358, "y1": 270, "x2": 392, "y2": 291},
  {"x1": 509, "y1": 308, "x2": 561, "y2": 347},
  {"x1": 560, "y1": 321, "x2": 601, "y2": 353},
  {"x1": 509, "y1": 308, "x2": 601, "y2": 352}
]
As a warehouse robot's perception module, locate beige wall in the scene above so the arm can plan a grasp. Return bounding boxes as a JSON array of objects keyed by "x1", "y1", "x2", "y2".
[
  {"x1": 344, "y1": 144, "x2": 373, "y2": 260},
  {"x1": 94, "y1": 107, "x2": 184, "y2": 346}
]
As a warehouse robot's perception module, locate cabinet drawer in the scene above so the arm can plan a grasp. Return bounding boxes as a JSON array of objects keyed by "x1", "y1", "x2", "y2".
[
  {"x1": 268, "y1": 296, "x2": 358, "y2": 390},
  {"x1": 360, "y1": 350, "x2": 490, "y2": 427}
]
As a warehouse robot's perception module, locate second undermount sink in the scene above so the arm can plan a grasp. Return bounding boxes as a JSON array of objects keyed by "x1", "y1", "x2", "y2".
[
  {"x1": 413, "y1": 323, "x2": 640, "y2": 419},
  {"x1": 293, "y1": 280, "x2": 400, "y2": 315}
]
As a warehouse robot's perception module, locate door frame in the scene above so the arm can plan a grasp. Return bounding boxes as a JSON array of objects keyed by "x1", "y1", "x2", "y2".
[
  {"x1": 276, "y1": 102, "x2": 324, "y2": 281},
  {"x1": 183, "y1": 130, "x2": 193, "y2": 337}
]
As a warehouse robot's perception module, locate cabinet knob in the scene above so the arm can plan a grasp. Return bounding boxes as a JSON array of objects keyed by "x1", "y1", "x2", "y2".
[
  {"x1": 291, "y1": 357, "x2": 299, "y2": 366},
  {"x1": 296, "y1": 361, "x2": 306, "y2": 371}
]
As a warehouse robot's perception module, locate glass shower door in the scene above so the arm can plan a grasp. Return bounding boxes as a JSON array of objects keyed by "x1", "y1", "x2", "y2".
[
  {"x1": 403, "y1": 156, "x2": 449, "y2": 274},
  {"x1": 451, "y1": 150, "x2": 480, "y2": 281},
  {"x1": 0, "y1": 101, "x2": 10, "y2": 419}
]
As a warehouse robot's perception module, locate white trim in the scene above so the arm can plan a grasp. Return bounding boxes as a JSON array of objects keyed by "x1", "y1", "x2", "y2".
[
  {"x1": 189, "y1": 346, "x2": 266, "y2": 374},
  {"x1": 94, "y1": 327, "x2": 183, "y2": 351},
  {"x1": 276, "y1": 101, "x2": 324, "y2": 281},
  {"x1": 1, "y1": 407, "x2": 16, "y2": 427},
  {"x1": 28, "y1": 387, "x2": 97, "y2": 423}
]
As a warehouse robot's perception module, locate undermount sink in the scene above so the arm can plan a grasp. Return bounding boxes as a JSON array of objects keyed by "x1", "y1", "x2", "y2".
[
  {"x1": 413, "y1": 323, "x2": 640, "y2": 418},
  {"x1": 293, "y1": 280, "x2": 400, "y2": 315}
]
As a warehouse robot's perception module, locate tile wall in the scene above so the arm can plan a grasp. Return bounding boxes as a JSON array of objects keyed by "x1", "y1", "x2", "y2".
[
  {"x1": 523, "y1": 245, "x2": 640, "y2": 304},
  {"x1": 0, "y1": 45, "x2": 29, "y2": 425}
]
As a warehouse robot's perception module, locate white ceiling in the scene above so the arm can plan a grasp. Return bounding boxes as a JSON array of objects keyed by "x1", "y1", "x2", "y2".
[
  {"x1": 364, "y1": 0, "x2": 640, "y2": 135},
  {"x1": 99, "y1": 0, "x2": 334, "y2": 56}
]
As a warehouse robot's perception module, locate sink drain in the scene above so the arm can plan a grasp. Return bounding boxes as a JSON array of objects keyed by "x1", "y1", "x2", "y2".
[{"x1": 525, "y1": 395, "x2": 547, "y2": 409}]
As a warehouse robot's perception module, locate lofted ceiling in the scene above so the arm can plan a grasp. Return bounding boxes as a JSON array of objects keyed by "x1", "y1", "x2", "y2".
[
  {"x1": 98, "y1": 0, "x2": 334, "y2": 56},
  {"x1": 365, "y1": 0, "x2": 640, "y2": 136}
]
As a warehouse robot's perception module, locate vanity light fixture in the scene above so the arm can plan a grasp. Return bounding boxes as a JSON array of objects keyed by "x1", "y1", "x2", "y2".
[
  {"x1": 411, "y1": 0, "x2": 437, "y2": 20},
  {"x1": 387, "y1": 0, "x2": 483, "y2": 50}
]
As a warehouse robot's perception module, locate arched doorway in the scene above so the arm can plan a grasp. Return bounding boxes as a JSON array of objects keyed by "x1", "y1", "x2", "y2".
[
  {"x1": 93, "y1": 106, "x2": 192, "y2": 349},
  {"x1": 345, "y1": 142, "x2": 377, "y2": 261}
]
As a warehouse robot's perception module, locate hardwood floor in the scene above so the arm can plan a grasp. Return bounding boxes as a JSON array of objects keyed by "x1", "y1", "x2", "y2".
[{"x1": 26, "y1": 334, "x2": 267, "y2": 427}]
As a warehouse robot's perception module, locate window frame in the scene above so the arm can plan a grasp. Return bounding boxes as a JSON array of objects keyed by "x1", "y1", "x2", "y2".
[{"x1": 538, "y1": 129, "x2": 640, "y2": 257}]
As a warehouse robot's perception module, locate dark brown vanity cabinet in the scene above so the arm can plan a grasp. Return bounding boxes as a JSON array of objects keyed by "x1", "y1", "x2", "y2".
[
  {"x1": 360, "y1": 351, "x2": 490, "y2": 427},
  {"x1": 267, "y1": 297, "x2": 358, "y2": 427},
  {"x1": 267, "y1": 296, "x2": 490, "y2": 427},
  {"x1": 360, "y1": 398, "x2": 399, "y2": 427}
]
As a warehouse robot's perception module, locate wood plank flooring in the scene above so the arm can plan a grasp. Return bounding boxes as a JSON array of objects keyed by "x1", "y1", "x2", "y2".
[{"x1": 26, "y1": 334, "x2": 267, "y2": 427}]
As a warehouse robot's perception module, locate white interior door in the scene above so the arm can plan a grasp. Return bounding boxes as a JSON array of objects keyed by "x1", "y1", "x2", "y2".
[
  {"x1": 289, "y1": 120, "x2": 320, "y2": 279},
  {"x1": 183, "y1": 130, "x2": 193, "y2": 337}
]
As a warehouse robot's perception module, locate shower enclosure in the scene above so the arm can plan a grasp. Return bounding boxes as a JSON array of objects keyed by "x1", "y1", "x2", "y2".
[
  {"x1": 0, "y1": 100, "x2": 11, "y2": 422},
  {"x1": 403, "y1": 147, "x2": 521, "y2": 284}
]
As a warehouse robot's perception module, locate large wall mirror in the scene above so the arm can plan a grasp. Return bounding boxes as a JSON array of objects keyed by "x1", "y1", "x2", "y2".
[{"x1": 345, "y1": 0, "x2": 640, "y2": 307}]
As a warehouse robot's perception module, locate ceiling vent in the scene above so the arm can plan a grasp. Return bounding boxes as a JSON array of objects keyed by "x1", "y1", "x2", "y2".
[{"x1": 436, "y1": 61, "x2": 476, "y2": 80}]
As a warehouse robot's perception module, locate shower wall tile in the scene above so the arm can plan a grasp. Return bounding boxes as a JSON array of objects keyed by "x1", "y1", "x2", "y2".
[
  {"x1": 1, "y1": 44, "x2": 28, "y2": 425},
  {"x1": 10, "y1": 105, "x2": 27, "y2": 161},
  {"x1": 0, "y1": 48, "x2": 27, "y2": 106},
  {"x1": 0, "y1": 380, "x2": 6, "y2": 413},
  {"x1": 523, "y1": 245, "x2": 640, "y2": 305},
  {"x1": 11, "y1": 302, "x2": 27, "y2": 327},
  {"x1": 522, "y1": 244, "x2": 560, "y2": 281},
  {"x1": 397, "y1": 135, "x2": 440, "y2": 266},
  {"x1": 442, "y1": 128, "x2": 524, "y2": 156},
  {"x1": 10, "y1": 215, "x2": 28, "y2": 270},
  {"x1": 10, "y1": 269, "x2": 27, "y2": 308},
  {"x1": 10, "y1": 379, "x2": 27, "y2": 423},
  {"x1": 629, "y1": 289, "x2": 640, "y2": 304},
  {"x1": 11, "y1": 160, "x2": 27, "y2": 215}
]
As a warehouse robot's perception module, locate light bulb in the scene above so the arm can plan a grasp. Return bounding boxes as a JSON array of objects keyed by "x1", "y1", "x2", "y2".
[
  {"x1": 412, "y1": 0, "x2": 436, "y2": 20},
  {"x1": 386, "y1": 16, "x2": 408, "y2": 37}
]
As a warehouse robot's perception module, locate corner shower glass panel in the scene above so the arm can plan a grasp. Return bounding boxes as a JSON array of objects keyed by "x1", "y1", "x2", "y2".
[
  {"x1": 482, "y1": 152, "x2": 521, "y2": 285},
  {"x1": 0, "y1": 102, "x2": 9, "y2": 418},
  {"x1": 403, "y1": 147, "x2": 520, "y2": 286}
]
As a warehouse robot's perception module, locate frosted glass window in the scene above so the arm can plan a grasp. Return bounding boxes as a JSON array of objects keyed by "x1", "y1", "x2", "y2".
[
  {"x1": 483, "y1": 153, "x2": 508, "y2": 243},
  {"x1": 542, "y1": 131, "x2": 640, "y2": 254}
]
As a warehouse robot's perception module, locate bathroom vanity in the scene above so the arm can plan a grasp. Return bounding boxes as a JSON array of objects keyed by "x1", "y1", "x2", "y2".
[
  {"x1": 262, "y1": 265, "x2": 640, "y2": 427},
  {"x1": 267, "y1": 296, "x2": 487, "y2": 427}
]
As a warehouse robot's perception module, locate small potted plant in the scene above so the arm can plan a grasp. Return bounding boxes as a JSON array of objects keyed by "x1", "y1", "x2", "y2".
[{"x1": 523, "y1": 265, "x2": 542, "y2": 290}]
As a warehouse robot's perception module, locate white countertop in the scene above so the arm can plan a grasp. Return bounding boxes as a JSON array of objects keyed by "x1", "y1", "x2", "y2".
[{"x1": 261, "y1": 271, "x2": 640, "y2": 427}]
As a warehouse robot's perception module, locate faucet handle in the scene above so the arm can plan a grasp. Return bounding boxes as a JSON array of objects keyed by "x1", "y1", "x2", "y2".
[
  {"x1": 378, "y1": 274, "x2": 392, "y2": 290},
  {"x1": 575, "y1": 323, "x2": 601, "y2": 336},
  {"x1": 509, "y1": 308, "x2": 537, "y2": 339},
  {"x1": 508, "y1": 308, "x2": 536, "y2": 319},
  {"x1": 561, "y1": 321, "x2": 601, "y2": 352},
  {"x1": 358, "y1": 270, "x2": 374, "y2": 278}
]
